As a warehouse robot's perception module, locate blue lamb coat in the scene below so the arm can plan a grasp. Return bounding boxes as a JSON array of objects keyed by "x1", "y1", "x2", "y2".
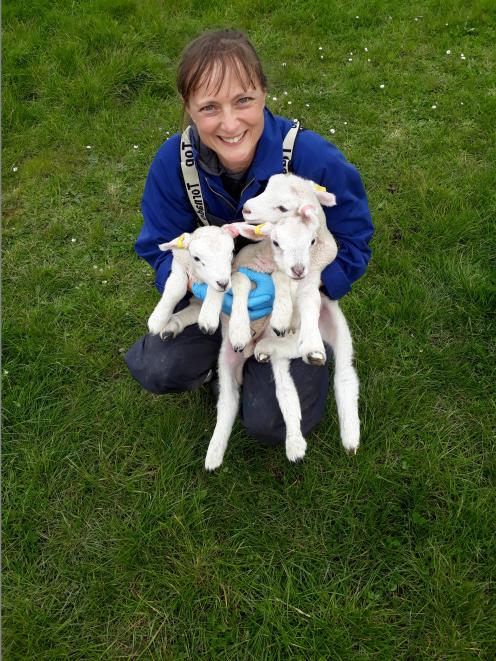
[{"x1": 136, "y1": 108, "x2": 373, "y2": 299}]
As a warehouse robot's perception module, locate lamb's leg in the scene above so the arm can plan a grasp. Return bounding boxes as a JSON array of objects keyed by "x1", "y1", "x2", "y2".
[
  {"x1": 198, "y1": 286, "x2": 224, "y2": 335},
  {"x1": 296, "y1": 276, "x2": 326, "y2": 365},
  {"x1": 160, "y1": 299, "x2": 202, "y2": 339},
  {"x1": 205, "y1": 337, "x2": 245, "y2": 471},
  {"x1": 271, "y1": 357, "x2": 307, "y2": 462},
  {"x1": 254, "y1": 333, "x2": 299, "y2": 363},
  {"x1": 148, "y1": 268, "x2": 188, "y2": 335},
  {"x1": 321, "y1": 298, "x2": 360, "y2": 454},
  {"x1": 271, "y1": 271, "x2": 293, "y2": 337},
  {"x1": 228, "y1": 271, "x2": 252, "y2": 352}
]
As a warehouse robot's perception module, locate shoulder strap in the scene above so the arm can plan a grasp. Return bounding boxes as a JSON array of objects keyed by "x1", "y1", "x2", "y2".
[
  {"x1": 282, "y1": 119, "x2": 300, "y2": 173},
  {"x1": 180, "y1": 126, "x2": 209, "y2": 226}
]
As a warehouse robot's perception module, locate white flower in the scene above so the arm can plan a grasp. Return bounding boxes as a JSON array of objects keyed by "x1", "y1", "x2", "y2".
[
  {"x1": 3, "y1": 370, "x2": 9, "y2": 376},
  {"x1": 355, "y1": 16, "x2": 359, "y2": 19},
  {"x1": 330, "y1": 128, "x2": 336, "y2": 134},
  {"x1": 431, "y1": 104, "x2": 437, "y2": 109},
  {"x1": 287, "y1": 101, "x2": 292, "y2": 105},
  {"x1": 272, "y1": 96, "x2": 277, "y2": 101},
  {"x1": 461, "y1": 102, "x2": 464, "y2": 105},
  {"x1": 86, "y1": 145, "x2": 91, "y2": 149},
  {"x1": 284, "y1": 91, "x2": 288, "y2": 95},
  {"x1": 348, "y1": 58, "x2": 353, "y2": 62},
  {"x1": 344, "y1": 121, "x2": 348, "y2": 125},
  {"x1": 364, "y1": 47, "x2": 368, "y2": 52},
  {"x1": 71, "y1": 238, "x2": 76, "y2": 243},
  {"x1": 320, "y1": 55, "x2": 324, "y2": 59},
  {"x1": 446, "y1": 50, "x2": 451, "y2": 54},
  {"x1": 319, "y1": 46, "x2": 323, "y2": 50},
  {"x1": 12, "y1": 166, "x2": 18, "y2": 172},
  {"x1": 380, "y1": 84, "x2": 385, "y2": 89},
  {"x1": 101, "y1": 280, "x2": 108, "y2": 284},
  {"x1": 350, "y1": 52, "x2": 353, "y2": 55},
  {"x1": 282, "y1": 62, "x2": 287, "y2": 67},
  {"x1": 133, "y1": 145, "x2": 139, "y2": 149},
  {"x1": 305, "y1": 103, "x2": 310, "y2": 107},
  {"x1": 367, "y1": 58, "x2": 371, "y2": 62}
]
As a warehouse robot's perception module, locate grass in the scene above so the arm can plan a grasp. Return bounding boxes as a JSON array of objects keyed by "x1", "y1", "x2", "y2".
[{"x1": 2, "y1": 0, "x2": 496, "y2": 657}]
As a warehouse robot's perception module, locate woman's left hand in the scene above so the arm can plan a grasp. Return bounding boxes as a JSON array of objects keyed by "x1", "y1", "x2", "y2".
[{"x1": 192, "y1": 268, "x2": 274, "y2": 321}]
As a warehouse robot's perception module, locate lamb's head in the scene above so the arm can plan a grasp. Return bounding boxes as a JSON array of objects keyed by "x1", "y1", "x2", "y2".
[
  {"x1": 242, "y1": 173, "x2": 336, "y2": 224},
  {"x1": 226, "y1": 213, "x2": 321, "y2": 280},
  {"x1": 159, "y1": 226, "x2": 234, "y2": 292}
]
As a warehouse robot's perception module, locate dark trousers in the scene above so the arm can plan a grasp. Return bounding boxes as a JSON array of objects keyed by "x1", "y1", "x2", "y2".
[{"x1": 125, "y1": 324, "x2": 329, "y2": 446}]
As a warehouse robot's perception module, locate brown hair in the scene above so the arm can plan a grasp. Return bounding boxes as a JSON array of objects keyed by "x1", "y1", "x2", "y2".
[{"x1": 177, "y1": 29, "x2": 268, "y2": 107}]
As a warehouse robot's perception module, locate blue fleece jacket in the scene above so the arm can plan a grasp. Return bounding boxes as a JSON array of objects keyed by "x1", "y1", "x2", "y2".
[{"x1": 137, "y1": 108, "x2": 373, "y2": 299}]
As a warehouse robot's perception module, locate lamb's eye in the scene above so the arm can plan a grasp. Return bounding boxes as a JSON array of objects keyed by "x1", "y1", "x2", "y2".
[
  {"x1": 277, "y1": 205, "x2": 288, "y2": 212},
  {"x1": 311, "y1": 238, "x2": 316, "y2": 245},
  {"x1": 193, "y1": 256, "x2": 200, "y2": 262},
  {"x1": 272, "y1": 240, "x2": 280, "y2": 248}
]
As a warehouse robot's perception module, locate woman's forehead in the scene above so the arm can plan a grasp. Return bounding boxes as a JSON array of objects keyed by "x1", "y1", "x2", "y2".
[{"x1": 193, "y1": 58, "x2": 261, "y2": 99}]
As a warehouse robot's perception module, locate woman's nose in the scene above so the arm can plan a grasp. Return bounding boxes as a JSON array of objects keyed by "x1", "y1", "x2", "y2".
[{"x1": 220, "y1": 109, "x2": 240, "y2": 134}]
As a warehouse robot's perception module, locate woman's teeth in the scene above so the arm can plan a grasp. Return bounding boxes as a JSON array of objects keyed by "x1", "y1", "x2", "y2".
[{"x1": 220, "y1": 133, "x2": 245, "y2": 143}]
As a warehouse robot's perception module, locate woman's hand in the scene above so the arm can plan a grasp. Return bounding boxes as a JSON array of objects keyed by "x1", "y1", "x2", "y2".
[{"x1": 192, "y1": 268, "x2": 274, "y2": 321}]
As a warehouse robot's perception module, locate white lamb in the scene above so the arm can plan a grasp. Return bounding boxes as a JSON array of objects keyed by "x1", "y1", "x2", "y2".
[
  {"x1": 204, "y1": 176, "x2": 360, "y2": 470},
  {"x1": 147, "y1": 225, "x2": 235, "y2": 339}
]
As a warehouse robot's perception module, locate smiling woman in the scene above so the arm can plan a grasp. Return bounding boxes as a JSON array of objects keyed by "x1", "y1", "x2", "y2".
[{"x1": 124, "y1": 28, "x2": 374, "y2": 451}]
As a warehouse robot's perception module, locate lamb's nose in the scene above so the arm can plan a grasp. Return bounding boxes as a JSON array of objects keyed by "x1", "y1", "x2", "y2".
[
  {"x1": 291, "y1": 264, "x2": 305, "y2": 278},
  {"x1": 217, "y1": 280, "x2": 229, "y2": 291}
]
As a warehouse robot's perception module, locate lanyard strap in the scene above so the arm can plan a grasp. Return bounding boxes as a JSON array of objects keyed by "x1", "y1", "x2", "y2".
[
  {"x1": 282, "y1": 119, "x2": 300, "y2": 173},
  {"x1": 180, "y1": 120, "x2": 300, "y2": 225},
  {"x1": 180, "y1": 126, "x2": 209, "y2": 226}
]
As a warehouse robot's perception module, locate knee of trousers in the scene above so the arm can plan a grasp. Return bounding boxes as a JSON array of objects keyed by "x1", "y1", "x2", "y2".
[
  {"x1": 240, "y1": 353, "x2": 330, "y2": 445},
  {"x1": 124, "y1": 327, "x2": 221, "y2": 394}
]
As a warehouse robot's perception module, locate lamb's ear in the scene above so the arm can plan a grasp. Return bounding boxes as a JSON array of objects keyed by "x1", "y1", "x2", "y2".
[
  {"x1": 222, "y1": 222, "x2": 243, "y2": 238},
  {"x1": 158, "y1": 232, "x2": 192, "y2": 251},
  {"x1": 235, "y1": 222, "x2": 272, "y2": 241},
  {"x1": 315, "y1": 190, "x2": 336, "y2": 207},
  {"x1": 298, "y1": 203, "x2": 319, "y2": 222}
]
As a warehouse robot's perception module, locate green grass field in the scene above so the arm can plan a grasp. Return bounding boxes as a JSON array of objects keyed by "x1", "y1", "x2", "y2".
[{"x1": 2, "y1": 0, "x2": 495, "y2": 657}]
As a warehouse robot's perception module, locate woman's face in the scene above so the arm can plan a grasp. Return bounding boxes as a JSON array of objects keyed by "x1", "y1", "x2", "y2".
[{"x1": 186, "y1": 66, "x2": 266, "y2": 173}]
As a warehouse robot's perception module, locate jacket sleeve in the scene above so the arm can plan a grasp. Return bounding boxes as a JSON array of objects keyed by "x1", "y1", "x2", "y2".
[
  {"x1": 136, "y1": 138, "x2": 198, "y2": 293},
  {"x1": 293, "y1": 133, "x2": 374, "y2": 300}
]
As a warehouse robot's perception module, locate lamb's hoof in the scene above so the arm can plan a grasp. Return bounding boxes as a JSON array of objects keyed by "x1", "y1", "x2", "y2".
[
  {"x1": 160, "y1": 330, "x2": 174, "y2": 341},
  {"x1": 304, "y1": 351, "x2": 326, "y2": 366},
  {"x1": 286, "y1": 435, "x2": 307, "y2": 463},
  {"x1": 346, "y1": 446, "x2": 359, "y2": 456},
  {"x1": 199, "y1": 324, "x2": 217, "y2": 336},
  {"x1": 272, "y1": 327, "x2": 287, "y2": 337},
  {"x1": 232, "y1": 344, "x2": 245, "y2": 353},
  {"x1": 255, "y1": 352, "x2": 270, "y2": 363}
]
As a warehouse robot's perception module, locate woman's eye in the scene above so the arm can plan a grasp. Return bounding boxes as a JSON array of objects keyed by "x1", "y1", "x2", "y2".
[
  {"x1": 200, "y1": 105, "x2": 215, "y2": 113},
  {"x1": 193, "y1": 256, "x2": 200, "y2": 262},
  {"x1": 238, "y1": 97, "x2": 252, "y2": 104},
  {"x1": 277, "y1": 205, "x2": 288, "y2": 212},
  {"x1": 272, "y1": 240, "x2": 280, "y2": 248}
]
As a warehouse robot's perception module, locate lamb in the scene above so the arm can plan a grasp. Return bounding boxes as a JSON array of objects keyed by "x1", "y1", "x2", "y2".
[
  {"x1": 147, "y1": 225, "x2": 235, "y2": 340},
  {"x1": 204, "y1": 176, "x2": 360, "y2": 470}
]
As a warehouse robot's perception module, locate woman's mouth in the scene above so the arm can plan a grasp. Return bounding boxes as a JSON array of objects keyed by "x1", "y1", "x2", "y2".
[{"x1": 218, "y1": 131, "x2": 247, "y2": 145}]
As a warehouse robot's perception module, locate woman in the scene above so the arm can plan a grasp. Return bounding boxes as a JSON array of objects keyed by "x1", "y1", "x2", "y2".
[{"x1": 125, "y1": 29, "x2": 373, "y2": 445}]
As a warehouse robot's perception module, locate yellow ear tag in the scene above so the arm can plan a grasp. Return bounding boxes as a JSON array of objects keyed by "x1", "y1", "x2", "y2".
[
  {"x1": 254, "y1": 224, "x2": 267, "y2": 236},
  {"x1": 312, "y1": 183, "x2": 327, "y2": 192},
  {"x1": 176, "y1": 234, "x2": 186, "y2": 249}
]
